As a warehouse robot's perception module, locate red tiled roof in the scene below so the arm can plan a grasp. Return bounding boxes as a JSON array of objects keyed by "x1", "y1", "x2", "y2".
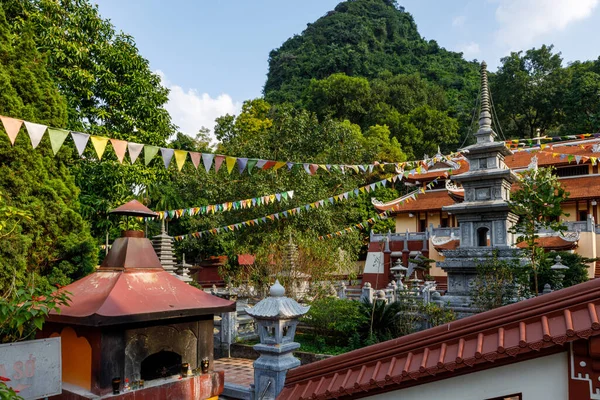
[
  {"x1": 279, "y1": 278, "x2": 600, "y2": 400},
  {"x1": 238, "y1": 254, "x2": 256, "y2": 265},
  {"x1": 559, "y1": 176, "x2": 600, "y2": 200},
  {"x1": 50, "y1": 233, "x2": 235, "y2": 326},
  {"x1": 374, "y1": 190, "x2": 455, "y2": 212},
  {"x1": 516, "y1": 236, "x2": 578, "y2": 250}
]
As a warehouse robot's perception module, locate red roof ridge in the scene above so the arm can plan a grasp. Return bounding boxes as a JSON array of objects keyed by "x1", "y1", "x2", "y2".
[{"x1": 280, "y1": 277, "x2": 600, "y2": 399}]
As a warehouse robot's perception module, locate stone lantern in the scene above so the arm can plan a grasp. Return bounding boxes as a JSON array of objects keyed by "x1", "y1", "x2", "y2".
[
  {"x1": 246, "y1": 280, "x2": 310, "y2": 400},
  {"x1": 551, "y1": 255, "x2": 569, "y2": 290},
  {"x1": 390, "y1": 259, "x2": 408, "y2": 282}
]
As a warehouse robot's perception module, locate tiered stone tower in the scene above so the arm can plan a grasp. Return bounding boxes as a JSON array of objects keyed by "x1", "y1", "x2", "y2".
[
  {"x1": 152, "y1": 219, "x2": 177, "y2": 276},
  {"x1": 438, "y1": 61, "x2": 521, "y2": 317}
]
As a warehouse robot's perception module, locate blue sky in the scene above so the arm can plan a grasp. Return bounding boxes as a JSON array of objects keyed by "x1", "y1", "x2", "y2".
[{"x1": 94, "y1": 0, "x2": 600, "y2": 136}]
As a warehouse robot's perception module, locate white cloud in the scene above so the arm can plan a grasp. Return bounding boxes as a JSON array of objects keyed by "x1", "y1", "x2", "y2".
[
  {"x1": 458, "y1": 41, "x2": 481, "y2": 58},
  {"x1": 452, "y1": 15, "x2": 467, "y2": 27},
  {"x1": 494, "y1": 0, "x2": 599, "y2": 50},
  {"x1": 156, "y1": 70, "x2": 241, "y2": 141}
]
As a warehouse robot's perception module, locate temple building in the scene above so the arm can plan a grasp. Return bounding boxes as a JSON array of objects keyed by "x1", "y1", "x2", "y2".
[
  {"x1": 40, "y1": 200, "x2": 235, "y2": 399},
  {"x1": 366, "y1": 63, "x2": 600, "y2": 290}
]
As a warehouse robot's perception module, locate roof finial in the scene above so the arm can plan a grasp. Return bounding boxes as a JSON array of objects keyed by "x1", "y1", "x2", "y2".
[{"x1": 475, "y1": 61, "x2": 496, "y2": 143}]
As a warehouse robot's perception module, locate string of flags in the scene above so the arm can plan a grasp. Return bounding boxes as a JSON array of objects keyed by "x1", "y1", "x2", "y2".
[
  {"x1": 172, "y1": 174, "x2": 402, "y2": 241},
  {"x1": 0, "y1": 114, "x2": 459, "y2": 177},
  {"x1": 154, "y1": 191, "x2": 294, "y2": 220},
  {"x1": 513, "y1": 148, "x2": 599, "y2": 166},
  {"x1": 317, "y1": 211, "x2": 389, "y2": 240},
  {"x1": 505, "y1": 133, "x2": 600, "y2": 148}
]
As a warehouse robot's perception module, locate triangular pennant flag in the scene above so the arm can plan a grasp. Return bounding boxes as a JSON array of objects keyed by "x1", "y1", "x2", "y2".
[
  {"x1": 288, "y1": 191, "x2": 294, "y2": 199},
  {"x1": 24, "y1": 121, "x2": 47, "y2": 149},
  {"x1": 287, "y1": 162, "x2": 294, "y2": 170},
  {"x1": 110, "y1": 139, "x2": 127, "y2": 163},
  {"x1": 274, "y1": 161, "x2": 286, "y2": 170},
  {"x1": 160, "y1": 148, "x2": 174, "y2": 169},
  {"x1": 256, "y1": 160, "x2": 267, "y2": 169},
  {"x1": 128, "y1": 142, "x2": 143, "y2": 164},
  {"x1": 276, "y1": 193, "x2": 281, "y2": 201},
  {"x1": 202, "y1": 153, "x2": 215, "y2": 172},
  {"x1": 189, "y1": 152, "x2": 201, "y2": 169},
  {"x1": 214, "y1": 155, "x2": 225, "y2": 173},
  {"x1": 48, "y1": 128, "x2": 70, "y2": 155},
  {"x1": 247, "y1": 159, "x2": 258, "y2": 174},
  {"x1": 226, "y1": 156, "x2": 237, "y2": 174},
  {"x1": 174, "y1": 150, "x2": 187, "y2": 171},
  {"x1": 303, "y1": 163, "x2": 311, "y2": 174},
  {"x1": 71, "y1": 132, "x2": 90, "y2": 156},
  {"x1": 281, "y1": 192, "x2": 288, "y2": 200},
  {"x1": 145, "y1": 145, "x2": 159, "y2": 165},
  {"x1": 238, "y1": 158, "x2": 248, "y2": 174},
  {"x1": 0, "y1": 116, "x2": 23, "y2": 146}
]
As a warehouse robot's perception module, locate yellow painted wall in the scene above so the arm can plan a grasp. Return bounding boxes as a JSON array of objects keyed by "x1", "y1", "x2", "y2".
[
  {"x1": 428, "y1": 244, "x2": 447, "y2": 278},
  {"x1": 50, "y1": 327, "x2": 92, "y2": 391},
  {"x1": 562, "y1": 204, "x2": 578, "y2": 221},
  {"x1": 395, "y1": 215, "x2": 416, "y2": 233},
  {"x1": 579, "y1": 231, "x2": 598, "y2": 279}
]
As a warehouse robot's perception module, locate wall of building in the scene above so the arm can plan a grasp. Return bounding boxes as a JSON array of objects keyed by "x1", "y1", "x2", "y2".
[
  {"x1": 49, "y1": 327, "x2": 92, "y2": 391},
  {"x1": 395, "y1": 215, "x2": 417, "y2": 232},
  {"x1": 578, "y1": 231, "x2": 597, "y2": 279},
  {"x1": 427, "y1": 244, "x2": 446, "y2": 278},
  {"x1": 562, "y1": 204, "x2": 578, "y2": 222},
  {"x1": 366, "y1": 352, "x2": 568, "y2": 400}
]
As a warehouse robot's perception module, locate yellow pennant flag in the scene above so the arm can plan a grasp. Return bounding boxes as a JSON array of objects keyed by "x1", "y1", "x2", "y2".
[
  {"x1": 90, "y1": 136, "x2": 109, "y2": 160},
  {"x1": 273, "y1": 161, "x2": 286, "y2": 170},
  {"x1": 226, "y1": 156, "x2": 237, "y2": 174},
  {"x1": 174, "y1": 150, "x2": 188, "y2": 171}
]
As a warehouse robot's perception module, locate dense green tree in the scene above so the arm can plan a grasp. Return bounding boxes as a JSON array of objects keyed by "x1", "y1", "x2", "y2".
[
  {"x1": 562, "y1": 59, "x2": 600, "y2": 134},
  {"x1": 508, "y1": 167, "x2": 569, "y2": 295},
  {"x1": 0, "y1": 3, "x2": 96, "y2": 291},
  {"x1": 491, "y1": 45, "x2": 567, "y2": 139},
  {"x1": 4, "y1": 0, "x2": 175, "y2": 238}
]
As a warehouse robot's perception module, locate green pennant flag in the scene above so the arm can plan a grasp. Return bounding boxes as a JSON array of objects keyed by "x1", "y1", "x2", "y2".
[
  {"x1": 247, "y1": 159, "x2": 258, "y2": 175},
  {"x1": 47, "y1": 128, "x2": 69, "y2": 155},
  {"x1": 145, "y1": 145, "x2": 159, "y2": 165},
  {"x1": 281, "y1": 192, "x2": 288, "y2": 200}
]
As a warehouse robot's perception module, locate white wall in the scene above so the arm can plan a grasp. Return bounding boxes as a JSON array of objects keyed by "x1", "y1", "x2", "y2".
[{"x1": 367, "y1": 352, "x2": 567, "y2": 400}]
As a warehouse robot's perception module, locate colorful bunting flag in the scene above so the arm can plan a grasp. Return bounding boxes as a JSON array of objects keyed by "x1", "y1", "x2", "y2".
[
  {"x1": 24, "y1": 121, "x2": 47, "y2": 149},
  {"x1": 128, "y1": 142, "x2": 144, "y2": 164},
  {"x1": 0, "y1": 116, "x2": 23, "y2": 146},
  {"x1": 110, "y1": 139, "x2": 128, "y2": 163},
  {"x1": 174, "y1": 150, "x2": 187, "y2": 171},
  {"x1": 90, "y1": 135, "x2": 109, "y2": 160},
  {"x1": 48, "y1": 128, "x2": 70, "y2": 155}
]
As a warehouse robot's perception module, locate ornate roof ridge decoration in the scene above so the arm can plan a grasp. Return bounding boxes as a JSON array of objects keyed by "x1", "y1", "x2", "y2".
[
  {"x1": 246, "y1": 280, "x2": 310, "y2": 320},
  {"x1": 431, "y1": 232, "x2": 458, "y2": 246},
  {"x1": 445, "y1": 179, "x2": 464, "y2": 193},
  {"x1": 424, "y1": 147, "x2": 462, "y2": 171}
]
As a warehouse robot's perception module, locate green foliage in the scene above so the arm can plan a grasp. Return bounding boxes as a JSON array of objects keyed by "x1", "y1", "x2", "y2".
[
  {"x1": 508, "y1": 167, "x2": 569, "y2": 295},
  {"x1": 0, "y1": 381, "x2": 23, "y2": 400},
  {"x1": 0, "y1": 2, "x2": 96, "y2": 291},
  {"x1": 302, "y1": 297, "x2": 367, "y2": 346},
  {"x1": 470, "y1": 254, "x2": 529, "y2": 312},
  {"x1": 0, "y1": 274, "x2": 70, "y2": 343},
  {"x1": 4, "y1": 0, "x2": 175, "y2": 238},
  {"x1": 264, "y1": 0, "x2": 479, "y2": 150},
  {"x1": 537, "y1": 251, "x2": 590, "y2": 292}
]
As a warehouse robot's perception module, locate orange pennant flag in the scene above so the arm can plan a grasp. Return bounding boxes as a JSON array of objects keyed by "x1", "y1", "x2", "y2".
[
  {"x1": 110, "y1": 139, "x2": 127, "y2": 163},
  {"x1": 0, "y1": 116, "x2": 23, "y2": 146}
]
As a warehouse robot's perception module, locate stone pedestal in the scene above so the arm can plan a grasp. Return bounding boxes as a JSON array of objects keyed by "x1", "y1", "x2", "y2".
[{"x1": 246, "y1": 281, "x2": 309, "y2": 400}]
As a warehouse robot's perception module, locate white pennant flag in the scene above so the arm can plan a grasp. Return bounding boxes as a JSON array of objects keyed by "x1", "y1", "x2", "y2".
[
  {"x1": 24, "y1": 121, "x2": 47, "y2": 149},
  {"x1": 128, "y1": 142, "x2": 144, "y2": 164},
  {"x1": 71, "y1": 132, "x2": 90, "y2": 156}
]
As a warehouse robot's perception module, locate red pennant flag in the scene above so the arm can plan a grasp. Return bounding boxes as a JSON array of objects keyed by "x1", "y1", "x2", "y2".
[
  {"x1": 214, "y1": 155, "x2": 225, "y2": 172},
  {"x1": 189, "y1": 152, "x2": 201, "y2": 169},
  {"x1": 0, "y1": 116, "x2": 23, "y2": 146},
  {"x1": 110, "y1": 139, "x2": 127, "y2": 163}
]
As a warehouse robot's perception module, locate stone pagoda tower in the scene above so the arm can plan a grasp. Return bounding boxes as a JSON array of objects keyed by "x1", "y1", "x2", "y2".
[
  {"x1": 438, "y1": 61, "x2": 521, "y2": 317},
  {"x1": 152, "y1": 218, "x2": 177, "y2": 276}
]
